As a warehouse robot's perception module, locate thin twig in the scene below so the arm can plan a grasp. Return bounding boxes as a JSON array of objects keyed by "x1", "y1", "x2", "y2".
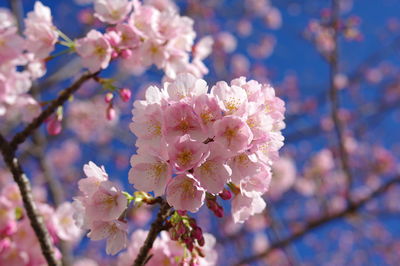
[
  {"x1": 1, "y1": 68, "x2": 97, "y2": 265},
  {"x1": 133, "y1": 200, "x2": 172, "y2": 266},
  {"x1": 328, "y1": 0, "x2": 354, "y2": 202},
  {"x1": 235, "y1": 177, "x2": 400, "y2": 265},
  {"x1": 10, "y1": 71, "x2": 99, "y2": 149},
  {"x1": 0, "y1": 134, "x2": 60, "y2": 266}
]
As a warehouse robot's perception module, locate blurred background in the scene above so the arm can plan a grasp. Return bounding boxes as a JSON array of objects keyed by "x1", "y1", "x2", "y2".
[{"x1": 1, "y1": 0, "x2": 400, "y2": 265}]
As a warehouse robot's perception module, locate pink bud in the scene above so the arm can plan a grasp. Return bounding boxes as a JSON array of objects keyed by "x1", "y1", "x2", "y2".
[
  {"x1": 119, "y1": 88, "x2": 131, "y2": 102},
  {"x1": 47, "y1": 115, "x2": 62, "y2": 135},
  {"x1": 188, "y1": 218, "x2": 197, "y2": 228},
  {"x1": 198, "y1": 236, "x2": 205, "y2": 246},
  {"x1": 206, "y1": 198, "x2": 224, "y2": 217},
  {"x1": 214, "y1": 204, "x2": 224, "y2": 218},
  {"x1": 184, "y1": 238, "x2": 194, "y2": 252},
  {"x1": 111, "y1": 50, "x2": 119, "y2": 59},
  {"x1": 106, "y1": 105, "x2": 116, "y2": 121},
  {"x1": 191, "y1": 226, "x2": 203, "y2": 241},
  {"x1": 120, "y1": 49, "x2": 132, "y2": 59},
  {"x1": 104, "y1": 92, "x2": 114, "y2": 103},
  {"x1": 219, "y1": 188, "x2": 232, "y2": 200}
]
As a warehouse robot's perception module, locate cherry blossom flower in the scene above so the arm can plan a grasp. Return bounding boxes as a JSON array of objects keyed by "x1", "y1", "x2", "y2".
[
  {"x1": 231, "y1": 192, "x2": 266, "y2": 224},
  {"x1": 53, "y1": 202, "x2": 82, "y2": 242},
  {"x1": 211, "y1": 81, "x2": 248, "y2": 116},
  {"x1": 168, "y1": 136, "x2": 209, "y2": 172},
  {"x1": 88, "y1": 220, "x2": 128, "y2": 255},
  {"x1": 85, "y1": 181, "x2": 127, "y2": 222},
  {"x1": 193, "y1": 145, "x2": 232, "y2": 194},
  {"x1": 94, "y1": 0, "x2": 132, "y2": 24},
  {"x1": 78, "y1": 161, "x2": 109, "y2": 197},
  {"x1": 213, "y1": 116, "x2": 253, "y2": 154},
  {"x1": 76, "y1": 30, "x2": 113, "y2": 72},
  {"x1": 166, "y1": 174, "x2": 205, "y2": 212},
  {"x1": 163, "y1": 102, "x2": 204, "y2": 141},
  {"x1": 0, "y1": 8, "x2": 16, "y2": 30},
  {"x1": 193, "y1": 94, "x2": 222, "y2": 134},
  {"x1": 24, "y1": 1, "x2": 59, "y2": 59},
  {"x1": 164, "y1": 73, "x2": 208, "y2": 102},
  {"x1": 129, "y1": 153, "x2": 172, "y2": 196},
  {"x1": 0, "y1": 27, "x2": 24, "y2": 65}
]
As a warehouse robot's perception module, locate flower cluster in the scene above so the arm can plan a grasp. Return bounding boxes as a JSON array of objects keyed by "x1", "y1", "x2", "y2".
[
  {"x1": 117, "y1": 229, "x2": 217, "y2": 266},
  {"x1": 0, "y1": 181, "x2": 80, "y2": 264},
  {"x1": 0, "y1": 2, "x2": 59, "y2": 120},
  {"x1": 76, "y1": 0, "x2": 213, "y2": 79},
  {"x1": 74, "y1": 161, "x2": 129, "y2": 255},
  {"x1": 129, "y1": 73, "x2": 285, "y2": 223}
]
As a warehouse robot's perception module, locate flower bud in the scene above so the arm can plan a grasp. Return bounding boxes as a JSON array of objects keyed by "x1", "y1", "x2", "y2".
[
  {"x1": 120, "y1": 49, "x2": 132, "y2": 59},
  {"x1": 206, "y1": 198, "x2": 224, "y2": 217},
  {"x1": 111, "y1": 50, "x2": 119, "y2": 59},
  {"x1": 191, "y1": 226, "x2": 203, "y2": 241},
  {"x1": 188, "y1": 218, "x2": 197, "y2": 228},
  {"x1": 119, "y1": 88, "x2": 131, "y2": 102},
  {"x1": 197, "y1": 236, "x2": 205, "y2": 247},
  {"x1": 184, "y1": 238, "x2": 194, "y2": 252},
  {"x1": 106, "y1": 105, "x2": 116, "y2": 121},
  {"x1": 104, "y1": 92, "x2": 114, "y2": 103},
  {"x1": 47, "y1": 115, "x2": 62, "y2": 135},
  {"x1": 213, "y1": 204, "x2": 224, "y2": 218},
  {"x1": 219, "y1": 188, "x2": 232, "y2": 200}
]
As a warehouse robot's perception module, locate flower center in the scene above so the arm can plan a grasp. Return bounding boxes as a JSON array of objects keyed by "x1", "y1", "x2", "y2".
[
  {"x1": 177, "y1": 150, "x2": 193, "y2": 167},
  {"x1": 152, "y1": 162, "x2": 167, "y2": 178}
]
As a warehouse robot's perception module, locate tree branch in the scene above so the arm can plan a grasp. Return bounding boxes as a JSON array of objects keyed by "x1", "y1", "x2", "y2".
[
  {"x1": 235, "y1": 177, "x2": 400, "y2": 265},
  {"x1": 133, "y1": 200, "x2": 172, "y2": 266},
  {"x1": 8, "y1": 0, "x2": 24, "y2": 34},
  {"x1": 0, "y1": 71, "x2": 98, "y2": 265},
  {"x1": 32, "y1": 131, "x2": 73, "y2": 266},
  {"x1": 0, "y1": 134, "x2": 60, "y2": 266},
  {"x1": 9, "y1": 71, "x2": 99, "y2": 150},
  {"x1": 328, "y1": 0, "x2": 354, "y2": 202}
]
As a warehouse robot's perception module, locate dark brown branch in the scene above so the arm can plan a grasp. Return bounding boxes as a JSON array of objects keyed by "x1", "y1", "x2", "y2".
[
  {"x1": 8, "y1": 0, "x2": 24, "y2": 34},
  {"x1": 32, "y1": 131, "x2": 73, "y2": 266},
  {"x1": 9, "y1": 71, "x2": 99, "y2": 150},
  {"x1": 133, "y1": 200, "x2": 172, "y2": 266},
  {"x1": 328, "y1": 0, "x2": 354, "y2": 202},
  {"x1": 0, "y1": 134, "x2": 59, "y2": 266},
  {"x1": 235, "y1": 177, "x2": 400, "y2": 265},
  {"x1": 0, "y1": 71, "x2": 98, "y2": 265}
]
